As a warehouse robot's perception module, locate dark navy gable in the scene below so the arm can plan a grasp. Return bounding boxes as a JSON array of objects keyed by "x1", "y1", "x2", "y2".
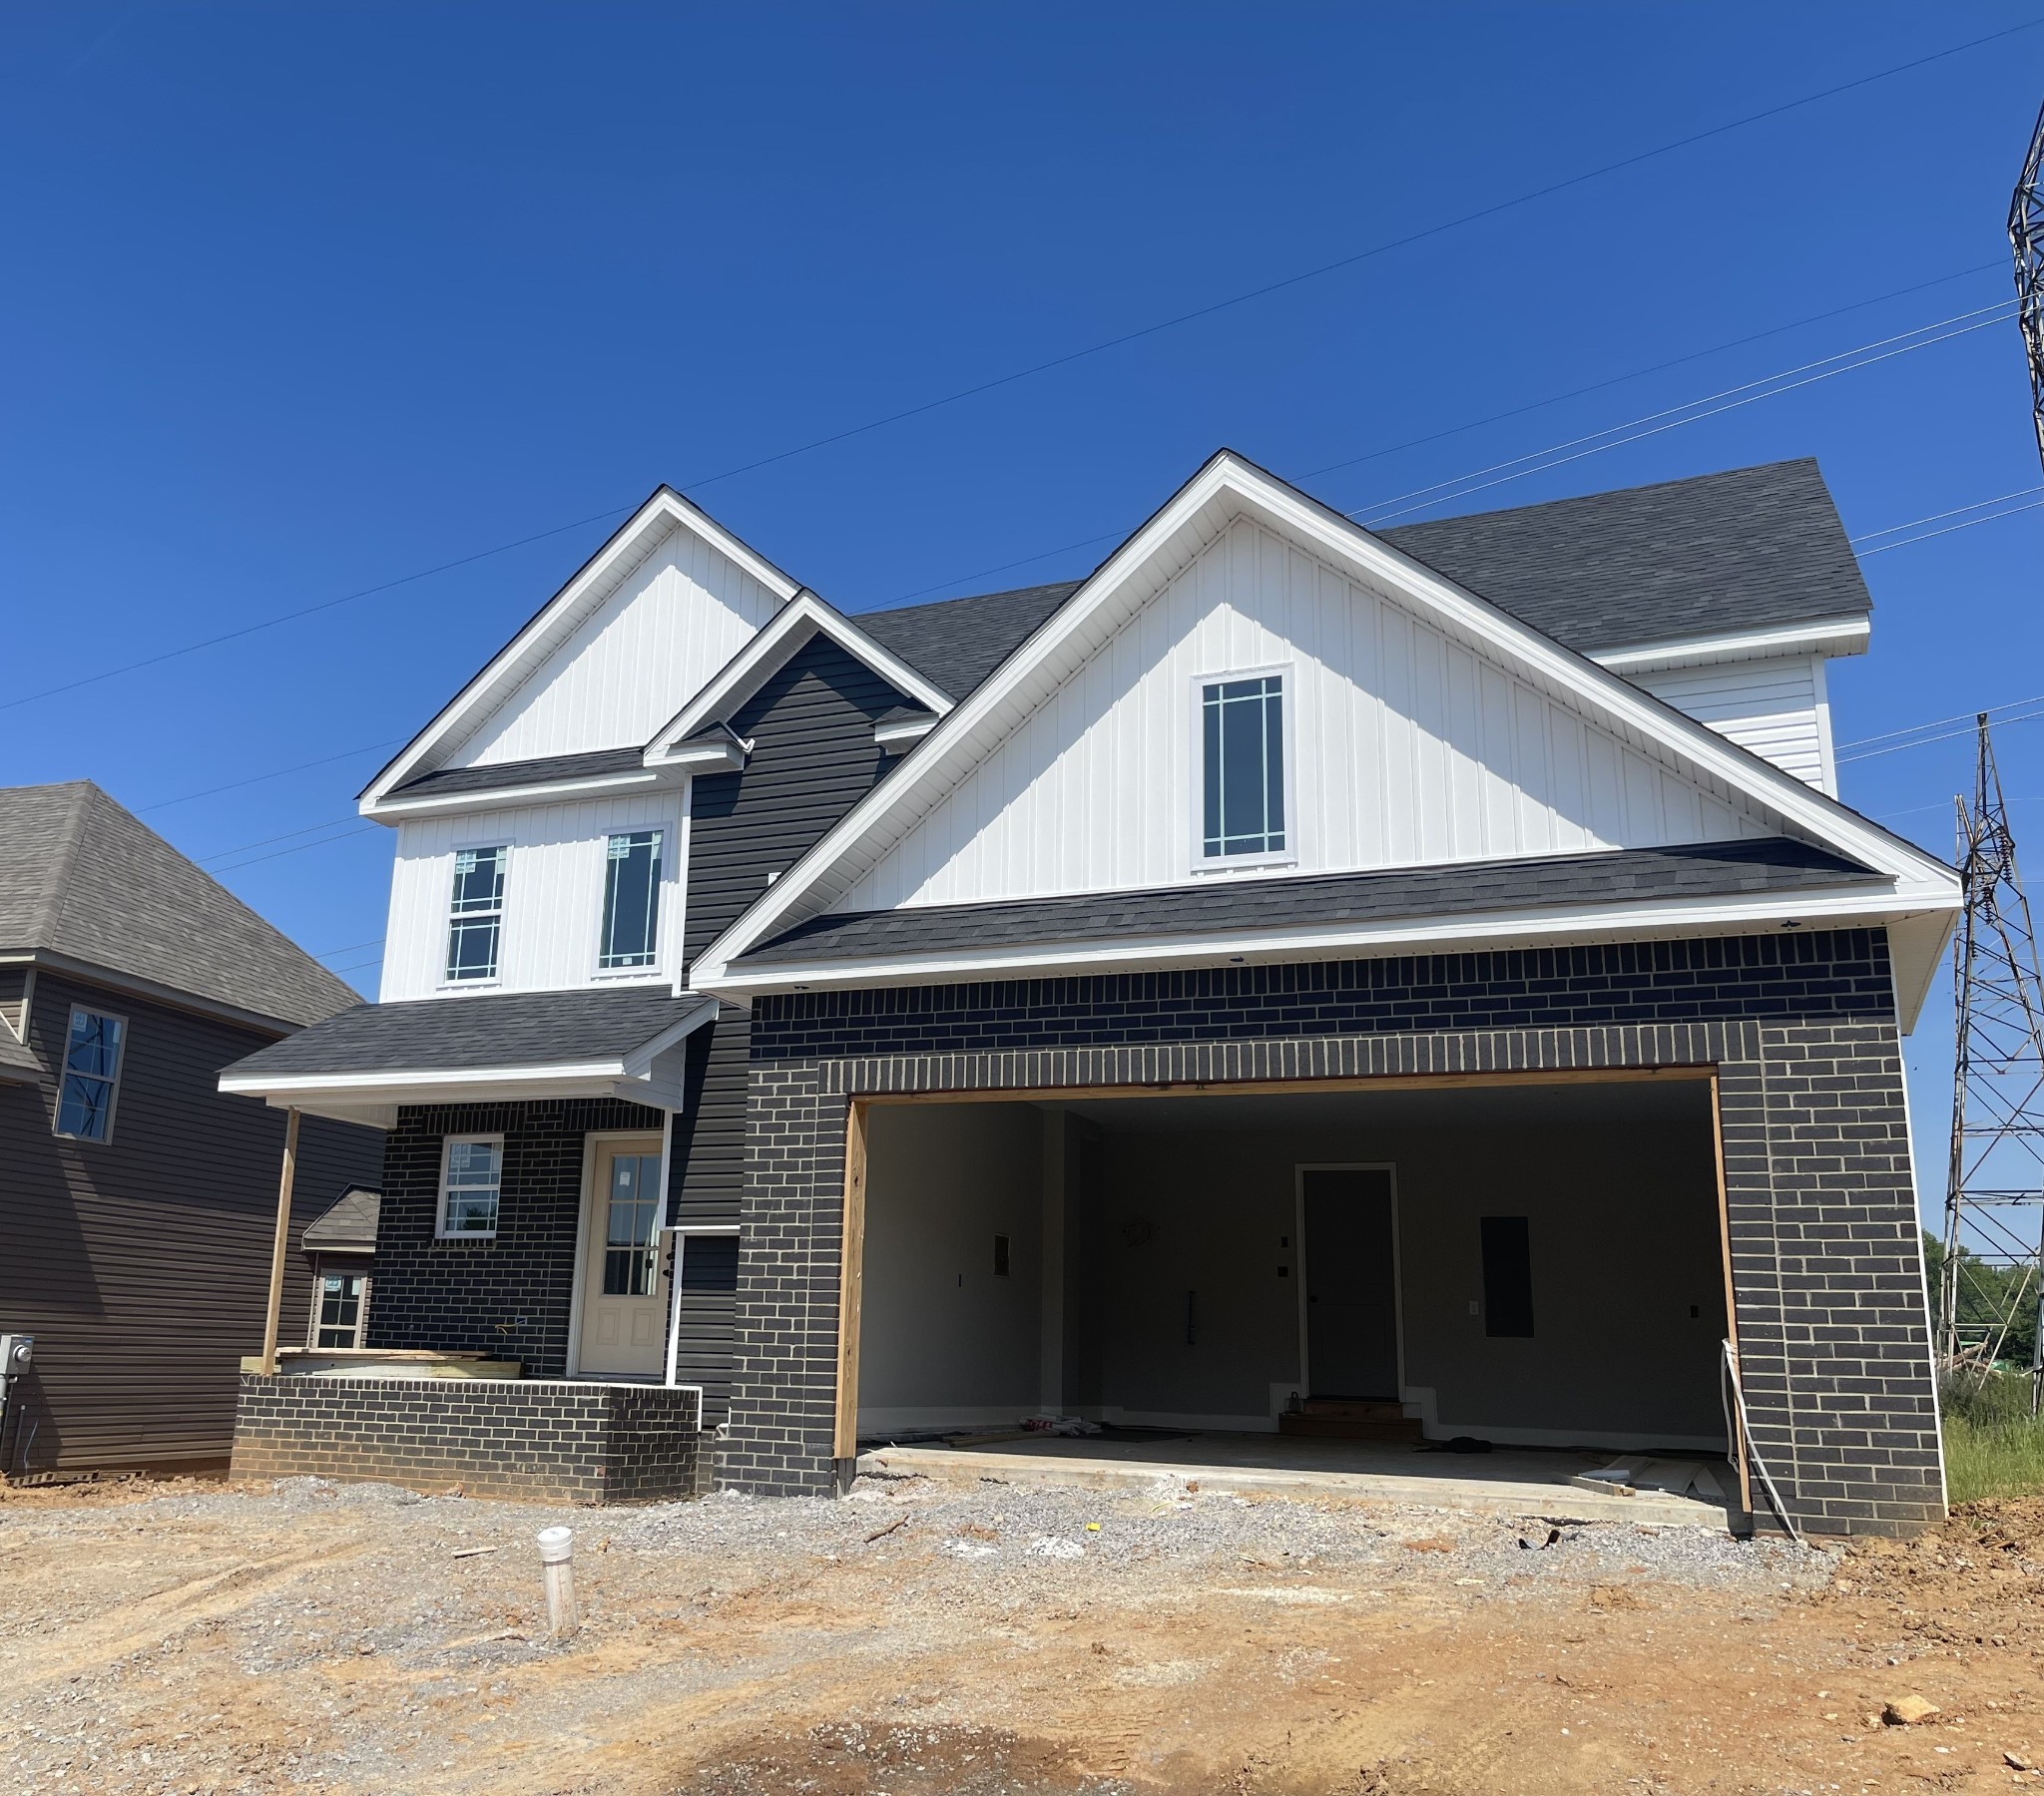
[{"x1": 671, "y1": 633, "x2": 916, "y2": 1225}]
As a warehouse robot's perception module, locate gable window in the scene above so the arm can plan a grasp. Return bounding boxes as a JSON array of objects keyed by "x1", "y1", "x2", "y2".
[
  {"x1": 445, "y1": 846, "x2": 507, "y2": 983},
  {"x1": 438, "y1": 1135, "x2": 503, "y2": 1238},
  {"x1": 54, "y1": 1007, "x2": 126, "y2": 1142},
  {"x1": 1201, "y1": 673, "x2": 1286, "y2": 859},
  {"x1": 598, "y1": 830, "x2": 664, "y2": 970}
]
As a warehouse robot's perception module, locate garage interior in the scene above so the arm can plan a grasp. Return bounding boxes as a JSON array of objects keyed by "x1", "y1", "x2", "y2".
[{"x1": 848, "y1": 1074, "x2": 1742, "y2": 1520}]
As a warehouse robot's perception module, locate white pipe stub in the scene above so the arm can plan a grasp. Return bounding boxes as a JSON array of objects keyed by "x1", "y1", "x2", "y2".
[{"x1": 536, "y1": 1526, "x2": 574, "y2": 1565}]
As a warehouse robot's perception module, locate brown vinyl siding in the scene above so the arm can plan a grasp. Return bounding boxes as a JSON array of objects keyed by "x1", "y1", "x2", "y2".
[{"x1": 0, "y1": 970, "x2": 383, "y2": 1471}]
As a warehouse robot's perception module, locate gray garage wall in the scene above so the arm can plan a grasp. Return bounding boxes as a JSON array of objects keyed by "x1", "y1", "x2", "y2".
[
  {"x1": 857, "y1": 1102, "x2": 1046, "y2": 1432},
  {"x1": 1091, "y1": 1110, "x2": 1729, "y2": 1448}
]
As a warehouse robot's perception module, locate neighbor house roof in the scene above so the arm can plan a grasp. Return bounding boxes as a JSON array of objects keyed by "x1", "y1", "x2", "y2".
[
  {"x1": 301, "y1": 1185, "x2": 380, "y2": 1253},
  {"x1": 0, "y1": 781, "x2": 363, "y2": 1030},
  {"x1": 222, "y1": 985, "x2": 711, "y2": 1080},
  {"x1": 734, "y1": 837, "x2": 1884, "y2": 973}
]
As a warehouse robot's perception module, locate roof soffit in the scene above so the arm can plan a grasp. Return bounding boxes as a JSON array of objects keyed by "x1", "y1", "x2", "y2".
[
  {"x1": 692, "y1": 451, "x2": 1957, "y2": 983},
  {"x1": 360, "y1": 488, "x2": 803, "y2": 811}
]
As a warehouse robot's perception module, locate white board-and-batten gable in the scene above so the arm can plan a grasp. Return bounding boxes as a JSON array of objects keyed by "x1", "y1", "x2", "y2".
[
  {"x1": 694, "y1": 450, "x2": 1957, "y2": 986},
  {"x1": 361, "y1": 488, "x2": 799, "y2": 809}
]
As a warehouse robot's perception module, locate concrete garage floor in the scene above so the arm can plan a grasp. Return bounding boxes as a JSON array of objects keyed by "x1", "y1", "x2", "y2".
[{"x1": 858, "y1": 1430, "x2": 1741, "y2": 1530}]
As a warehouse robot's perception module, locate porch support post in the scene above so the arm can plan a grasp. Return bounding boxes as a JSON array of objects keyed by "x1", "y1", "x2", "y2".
[
  {"x1": 1709, "y1": 1074, "x2": 1757, "y2": 1518},
  {"x1": 258, "y1": 1107, "x2": 301, "y2": 1376},
  {"x1": 832, "y1": 1101, "x2": 868, "y2": 1469}
]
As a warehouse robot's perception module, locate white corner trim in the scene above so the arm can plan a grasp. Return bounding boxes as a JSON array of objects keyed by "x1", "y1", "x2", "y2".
[
  {"x1": 643, "y1": 590, "x2": 955, "y2": 762},
  {"x1": 360, "y1": 487, "x2": 802, "y2": 809},
  {"x1": 363, "y1": 768, "x2": 666, "y2": 821},
  {"x1": 872, "y1": 712, "x2": 939, "y2": 747},
  {"x1": 690, "y1": 452, "x2": 1957, "y2": 986},
  {"x1": 1590, "y1": 615, "x2": 1871, "y2": 674}
]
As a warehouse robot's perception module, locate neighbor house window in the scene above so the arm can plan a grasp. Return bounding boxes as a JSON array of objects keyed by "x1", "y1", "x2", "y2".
[
  {"x1": 1201, "y1": 674, "x2": 1285, "y2": 858},
  {"x1": 438, "y1": 1136, "x2": 503, "y2": 1238},
  {"x1": 445, "y1": 846, "x2": 507, "y2": 983},
  {"x1": 598, "y1": 830, "x2": 664, "y2": 970},
  {"x1": 311, "y1": 1271, "x2": 368, "y2": 1348},
  {"x1": 54, "y1": 1007, "x2": 125, "y2": 1141}
]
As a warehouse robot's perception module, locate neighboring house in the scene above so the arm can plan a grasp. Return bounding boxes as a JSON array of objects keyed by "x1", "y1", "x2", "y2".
[
  {"x1": 221, "y1": 453, "x2": 1961, "y2": 1535},
  {"x1": 0, "y1": 782, "x2": 385, "y2": 1474},
  {"x1": 300, "y1": 1185, "x2": 380, "y2": 1349}
]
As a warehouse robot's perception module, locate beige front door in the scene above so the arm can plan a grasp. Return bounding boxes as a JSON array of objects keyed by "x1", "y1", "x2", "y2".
[{"x1": 577, "y1": 1135, "x2": 670, "y2": 1377}]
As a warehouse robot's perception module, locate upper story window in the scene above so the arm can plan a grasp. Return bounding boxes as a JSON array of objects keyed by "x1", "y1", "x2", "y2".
[
  {"x1": 445, "y1": 846, "x2": 507, "y2": 983},
  {"x1": 1201, "y1": 673, "x2": 1286, "y2": 860},
  {"x1": 54, "y1": 1006, "x2": 126, "y2": 1142},
  {"x1": 438, "y1": 1135, "x2": 503, "y2": 1238},
  {"x1": 598, "y1": 829, "x2": 664, "y2": 971}
]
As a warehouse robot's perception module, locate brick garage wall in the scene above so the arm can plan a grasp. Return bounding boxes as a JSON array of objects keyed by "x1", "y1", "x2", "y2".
[
  {"x1": 366, "y1": 1098, "x2": 664, "y2": 1378},
  {"x1": 725, "y1": 930, "x2": 1943, "y2": 1537},
  {"x1": 230, "y1": 1375, "x2": 709, "y2": 1504}
]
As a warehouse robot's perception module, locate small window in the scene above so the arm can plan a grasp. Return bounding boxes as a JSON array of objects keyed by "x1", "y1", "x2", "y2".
[
  {"x1": 598, "y1": 830, "x2": 664, "y2": 970},
  {"x1": 1201, "y1": 674, "x2": 1285, "y2": 859},
  {"x1": 445, "y1": 846, "x2": 507, "y2": 983},
  {"x1": 312, "y1": 1271, "x2": 368, "y2": 1348},
  {"x1": 438, "y1": 1136, "x2": 503, "y2": 1238},
  {"x1": 601, "y1": 1150, "x2": 663, "y2": 1295},
  {"x1": 1480, "y1": 1216, "x2": 1534, "y2": 1337},
  {"x1": 54, "y1": 1007, "x2": 126, "y2": 1141}
]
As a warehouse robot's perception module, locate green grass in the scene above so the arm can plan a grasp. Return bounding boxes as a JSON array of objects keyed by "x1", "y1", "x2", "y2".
[{"x1": 1941, "y1": 1372, "x2": 2044, "y2": 1503}]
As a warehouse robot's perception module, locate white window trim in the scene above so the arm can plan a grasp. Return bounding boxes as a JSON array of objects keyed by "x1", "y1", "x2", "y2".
[
  {"x1": 440, "y1": 842, "x2": 510, "y2": 992},
  {"x1": 1189, "y1": 663, "x2": 1297, "y2": 876},
  {"x1": 589, "y1": 819, "x2": 678, "y2": 982},
  {"x1": 52, "y1": 1002, "x2": 129, "y2": 1144},
  {"x1": 436, "y1": 1133, "x2": 505, "y2": 1240},
  {"x1": 307, "y1": 1265, "x2": 371, "y2": 1349}
]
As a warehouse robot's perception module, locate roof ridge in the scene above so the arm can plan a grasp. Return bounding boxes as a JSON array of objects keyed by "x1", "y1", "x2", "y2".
[
  {"x1": 1380, "y1": 457, "x2": 1819, "y2": 532},
  {"x1": 34, "y1": 779, "x2": 97, "y2": 954}
]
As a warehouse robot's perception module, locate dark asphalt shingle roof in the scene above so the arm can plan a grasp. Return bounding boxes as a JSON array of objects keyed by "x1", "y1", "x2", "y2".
[
  {"x1": 842, "y1": 461, "x2": 1867, "y2": 702},
  {"x1": 390, "y1": 745, "x2": 648, "y2": 800},
  {"x1": 223, "y1": 985, "x2": 708, "y2": 1080},
  {"x1": 0, "y1": 1029, "x2": 39, "y2": 1084},
  {"x1": 739, "y1": 837, "x2": 1880, "y2": 968},
  {"x1": 302, "y1": 1185, "x2": 381, "y2": 1251},
  {"x1": 855, "y1": 581, "x2": 1083, "y2": 700},
  {"x1": 1376, "y1": 459, "x2": 1869, "y2": 655},
  {"x1": 0, "y1": 782, "x2": 362, "y2": 1029}
]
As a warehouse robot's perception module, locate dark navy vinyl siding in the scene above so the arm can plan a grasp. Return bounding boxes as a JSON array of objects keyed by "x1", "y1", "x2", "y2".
[{"x1": 670, "y1": 634, "x2": 909, "y2": 1225}]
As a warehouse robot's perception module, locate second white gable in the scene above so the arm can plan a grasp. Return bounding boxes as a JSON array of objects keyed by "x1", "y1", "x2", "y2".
[
  {"x1": 444, "y1": 516, "x2": 787, "y2": 769},
  {"x1": 842, "y1": 515, "x2": 1778, "y2": 913}
]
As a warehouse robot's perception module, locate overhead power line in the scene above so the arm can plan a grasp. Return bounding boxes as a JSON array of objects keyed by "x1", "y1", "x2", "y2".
[
  {"x1": 7, "y1": 21, "x2": 2035, "y2": 720},
  {"x1": 138, "y1": 739, "x2": 407, "y2": 813}
]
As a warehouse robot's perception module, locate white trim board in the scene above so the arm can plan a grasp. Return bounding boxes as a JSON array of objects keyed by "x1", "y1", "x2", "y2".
[{"x1": 691, "y1": 450, "x2": 1957, "y2": 996}]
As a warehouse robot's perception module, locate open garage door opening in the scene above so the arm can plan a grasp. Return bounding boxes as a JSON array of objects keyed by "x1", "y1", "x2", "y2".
[{"x1": 847, "y1": 1075, "x2": 1741, "y2": 1521}]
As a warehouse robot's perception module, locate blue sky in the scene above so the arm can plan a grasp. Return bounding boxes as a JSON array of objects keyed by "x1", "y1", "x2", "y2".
[{"x1": 6, "y1": 4, "x2": 2044, "y2": 1208}]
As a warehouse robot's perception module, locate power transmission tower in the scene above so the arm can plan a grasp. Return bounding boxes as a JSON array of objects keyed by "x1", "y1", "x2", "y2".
[
  {"x1": 2011, "y1": 95, "x2": 2044, "y2": 475},
  {"x1": 1940, "y1": 717, "x2": 2044, "y2": 1408}
]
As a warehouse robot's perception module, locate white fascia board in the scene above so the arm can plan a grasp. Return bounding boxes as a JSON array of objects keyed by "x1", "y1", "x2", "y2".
[
  {"x1": 657, "y1": 737, "x2": 749, "y2": 773},
  {"x1": 691, "y1": 451, "x2": 1958, "y2": 986},
  {"x1": 360, "y1": 487, "x2": 802, "y2": 809},
  {"x1": 643, "y1": 591, "x2": 954, "y2": 762},
  {"x1": 872, "y1": 713, "x2": 939, "y2": 747},
  {"x1": 618, "y1": 996, "x2": 719, "y2": 1077},
  {"x1": 363, "y1": 768, "x2": 667, "y2": 822},
  {"x1": 1591, "y1": 616, "x2": 1871, "y2": 674},
  {"x1": 703, "y1": 882, "x2": 1958, "y2": 1014}
]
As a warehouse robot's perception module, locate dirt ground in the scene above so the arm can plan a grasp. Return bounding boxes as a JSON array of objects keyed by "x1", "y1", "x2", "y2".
[{"x1": 3, "y1": 1470, "x2": 2042, "y2": 1796}]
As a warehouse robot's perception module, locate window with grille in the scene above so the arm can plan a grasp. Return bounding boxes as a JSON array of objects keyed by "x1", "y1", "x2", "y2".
[
  {"x1": 1201, "y1": 674, "x2": 1286, "y2": 859},
  {"x1": 599, "y1": 830, "x2": 664, "y2": 970},
  {"x1": 54, "y1": 1007, "x2": 126, "y2": 1142},
  {"x1": 602, "y1": 1151, "x2": 663, "y2": 1294},
  {"x1": 438, "y1": 1136, "x2": 503, "y2": 1237},
  {"x1": 445, "y1": 846, "x2": 507, "y2": 982},
  {"x1": 313, "y1": 1272, "x2": 367, "y2": 1348}
]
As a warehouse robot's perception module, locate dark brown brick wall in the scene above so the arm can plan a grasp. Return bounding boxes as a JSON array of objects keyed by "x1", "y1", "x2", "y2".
[
  {"x1": 230, "y1": 1374, "x2": 709, "y2": 1504},
  {"x1": 726, "y1": 929, "x2": 1942, "y2": 1536}
]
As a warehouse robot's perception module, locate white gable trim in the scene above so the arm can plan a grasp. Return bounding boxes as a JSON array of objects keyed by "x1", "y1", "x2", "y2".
[
  {"x1": 642, "y1": 590, "x2": 954, "y2": 764},
  {"x1": 360, "y1": 488, "x2": 801, "y2": 812},
  {"x1": 1592, "y1": 615, "x2": 1870, "y2": 674},
  {"x1": 691, "y1": 451, "x2": 1956, "y2": 987}
]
